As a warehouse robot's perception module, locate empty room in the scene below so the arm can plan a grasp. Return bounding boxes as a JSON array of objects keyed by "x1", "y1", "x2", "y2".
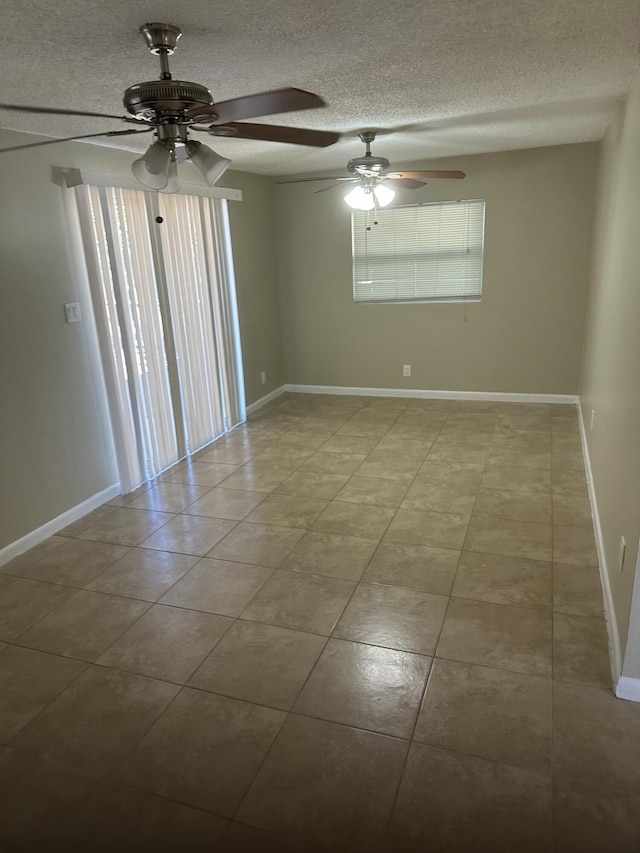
[{"x1": 1, "y1": 2, "x2": 640, "y2": 850}]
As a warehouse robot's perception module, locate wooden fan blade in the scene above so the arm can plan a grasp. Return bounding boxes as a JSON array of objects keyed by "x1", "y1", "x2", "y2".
[
  {"x1": 393, "y1": 170, "x2": 466, "y2": 179},
  {"x1": 315, "y1": 180, "x2": 357, "y2": 194},
  {"x1": 0, "y1": 128, "x2": 152, "y2": 154},
  {"x1": 205, "y1": 122, "x2": 340, "y2": 148},
  {"x1": 387, "y1": 178, "x2": 426, "y2": 189},
  {"x1": 275, "y1": 176, "x2": 350, "y2": 184},
  {"x1": 187, "y1": 88, "x2": 325, "y2": 123},
  {"x1": 0, "y1": 103, "x2": 126, "y2": 121}
]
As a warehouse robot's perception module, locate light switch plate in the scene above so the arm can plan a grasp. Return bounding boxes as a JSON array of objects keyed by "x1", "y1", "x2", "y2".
[{"x1": 64, "y1": 302, "x2": 82, "y2": 323}]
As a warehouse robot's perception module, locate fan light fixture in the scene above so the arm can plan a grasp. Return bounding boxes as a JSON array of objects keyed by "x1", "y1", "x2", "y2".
[
  {"x1": 131, "y1": 139, "x2": 231, "y2": 191},
  {"x1": 344, "y1": 182, "x2": 395, "y2": 210}
]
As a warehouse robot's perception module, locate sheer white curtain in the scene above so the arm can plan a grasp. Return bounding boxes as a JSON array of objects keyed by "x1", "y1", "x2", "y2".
[{"x1": 74, "y1": 183, "x2": 245, "y2": 493}]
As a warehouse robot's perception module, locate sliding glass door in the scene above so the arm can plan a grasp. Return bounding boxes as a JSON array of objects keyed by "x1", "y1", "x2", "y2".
[{"x1": 75, "y1": 183, "x2": 245, "y2": 493}]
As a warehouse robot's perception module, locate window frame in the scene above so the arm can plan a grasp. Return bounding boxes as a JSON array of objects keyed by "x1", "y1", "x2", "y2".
[{"x1": 351, "y1": 198, "x2": 486, "y2": 305}]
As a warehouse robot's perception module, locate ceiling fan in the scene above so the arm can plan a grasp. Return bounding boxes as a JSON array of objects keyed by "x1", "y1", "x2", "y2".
[
  {"x1": 277, "y1": 130, "x2": 465, "y2": 209},
  {"x1": 0, "y1": 23, "x2": 341, "y2": 191}
]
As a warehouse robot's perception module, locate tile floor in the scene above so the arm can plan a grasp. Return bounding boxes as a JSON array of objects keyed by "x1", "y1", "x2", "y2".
[{"x1": 1, "y1": 393, "x2": 640, "y2": 851}]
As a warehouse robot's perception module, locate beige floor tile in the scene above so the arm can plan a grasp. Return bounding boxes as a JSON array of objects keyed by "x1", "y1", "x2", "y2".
[
  {"x1": 427, "y1": 443, "x2": 490, "y2": 465},
  {"x1": 124, "y1": 481, "x2": 212, "y2": 513},
  {"x1": 182, "y1": 487, "x2": 266, "y2": 520},
  {"x1": 363, "y1": 541, "x2": 460, "y2": 595},
  {"x1": 293, "y1": 638, "x2": 430, "y2": 737},
  {"x1": 161, "y1": 460, "x2": 240, "y2": 487},
  {"x1": 274, "y1": 470, "x2": 350, "y2": 500},
  {"x1": 386, "y1": 423, "x2": 441, "y2": 442},
  {"x1": 0, "y1": 536, "x2": 67, "y2": 575},
  {"x1": 553, "y1": 681, "x2": 640, "y2": 792},
  {"x1": 295, "y1": 417, "x2": 341, "y2": 435},
  {"x1": 395, "y1": 411, "x2": 449, "y2": 428},
  {"x1": 299, "y1": 451, "x2": 368, "y2": 475},
  {"x1": 0, "y1": 575, "x2": 75, "y2": 641},
  {"x1": 452, "y1": 400, "x2": 504, "y2": 414},
  {"x1": 76, "y1": 507, "x2": 174, "y2": 546},
  {"x1": 13, "y1": 666, "x2": 178, "y2": 774},
  {"x1": 481, "y1": 463, "x2": 552, "y2": 493},
  {"x1": 236, "y1": 714, "x2": 407, "y2": 850},
  {"x1": 553, "y1": 563, "x2": 604, "y2": 618},
  {"x1": 465, "y1": 516, "x2": 552, "y2": 561},
  {"x1": 245, "y1": 493, "x2": 329, "y2": 529},
  {"x1": 385, "y1": 507, "x2": 469, "y2": 549},
  {"x1": 336, "y1": 420, "x2": 391, "y2": 439},
  {"x1": 552, "y1": 494, "x2": 593, "y2": 527},
  {"x1": 117, "y1": 688, "x2": 285, "y2": 817},
  {"x1": 58, "y1": 504, "x2": 117, "y2": 537},
  {"x1": 497, "y1": 413, "x2": 552, "y2": 432},
  {"x1": 492, "y1": 429, "x2": 552, "y2": 452},
  {"x1": 374, "y1": 434, "x2": 433, "y2": 457},
  {"x1": 553, "y1": 524, "x2": 598, "y2": 566},
  {"x1": 250, "y1": 447, "x2": 312, "y2": 470},
  {"x1": 270, "y1": 432, "x2": 330, "y2": 452},
  {"x1": 416, "y1": 460, "x2": 484, "y2": 488},
  {"x1": 386, "y1": 744, "x2": 552, "y2": 853},
  {"x1": 86, "y1": 548, "x2": 197, "y2": 601},
  {"x1": 552, "y1": 469, "x2": 589, "y2": 496},
  {"x1": 487, "y1": 447, "x2": 552, "y2": 469},
  {"x1": 0, "y1": 747, "x2": 229, "y2": 852},
  {"x1": 355, "y1": 452, "x2": 422, "y2": 481},
  {"x1": 312, "y1": 500, "x2": 396, "y2": 539},
  {"x1": 139, "y1": 514, "x2": 237, "y2": 556},
  {"x1": 97, "y1": 604, "x2": 232, "y2": 683},
  {"x1": 452, "y1": 551, "x2": 552, "y2": 609},
  {"x1": 16, "y1": 590, "x2": 149, "y2": 661},
  {"x1": 209, "y1": 522, "x2": 304, "y2": 568},
  {"x1": 553, "y1": 613, "x2": 611, "y2": 688},
  {"x1": 473, "y1": 488, "x2": 551, "y2": 524},
  {"x1": 317, "y1": 433, "x2": 380, "y2": 455},
  {"x1": 160, "y1": 557, "x2": 273, "y2": 615},
  {"x1": 437, "y1": 597, "x2": 552, "y2": 676},
  {"x1": 196, "y1": 446, "x2": 260, "y2": 466},
  {"x1": 401, "y1": 481, "x2": 477, "y2": 516},
  {"x1": 220, "y1": 822, "x2": 305, "y2": 853},
  {"x1": 552, "y1": 452, "x2": 586, "y2": 473},
  {"x1": 216, "y1": 466, "x2": 290, "y2": 492},
  {"x1": 553, "y1": 777, "x2": 640, "y2": 853},
  {"x1": 335, "y1": 475, "x2": 411, "y2": 507},
  {"x1": 283, "y1": 530, "x2": 378, "y2": 581},
  {"x1": 499, "y1": 403, "x2": 552, "y2": 417},
  {"x1": 414, "y1": 658, "x2": 552, "y2": 769},
  {"x1": 190, "y1": 620, "x2": 326, "y2": 710},
  {"x1": 333, "y1": 583, "x2": 448, "y2": 655},
  {"x1": 241, "y1": 570, "x2": 355, "y2": 634},
  {"x1": 16, "y1": 539, "x2": 130, "y2": 587},
  {"x1": 0, "y1": 646, "x2": 86, "y2": 739}
]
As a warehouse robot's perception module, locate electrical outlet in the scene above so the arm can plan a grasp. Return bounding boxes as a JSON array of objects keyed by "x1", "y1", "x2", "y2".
[
  {"x1": 590, "y1": 409, "x2": 595, "y2": 430},
  {"x1": 403, "y1": 364, "x2": 411, "y2": 377},
  {"x1": 260, "y1": 371, "x2": 267, "y2": 385},
  {"x1": 619, "y1": 536, "x2": 626, "y2": 571},
  {"x1": 64, "y1": 302, "x2": 81, "y2": 323}
]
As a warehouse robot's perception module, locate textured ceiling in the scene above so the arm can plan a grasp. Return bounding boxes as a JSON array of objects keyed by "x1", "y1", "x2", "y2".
[{"x1": 1, "y1": 0, "x2": 639, "y2": 175}]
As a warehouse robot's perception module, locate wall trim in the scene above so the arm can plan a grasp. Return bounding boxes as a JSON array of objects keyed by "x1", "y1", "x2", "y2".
[
  {"x1": 616, "y1": 676, "x2": 640, "y2": 703},
  {"x1": 246, "y1": 385, "x2": 286, "y2": 415},
  {"x1": 577, "y1": 403, "x2": 622, "y2": 685},
  {"x1": 284, "y1": 384, "x2": 579, "y2": 404},
  {"x1": 0, "y1": 483, "x2": 121, "y2": 568}
]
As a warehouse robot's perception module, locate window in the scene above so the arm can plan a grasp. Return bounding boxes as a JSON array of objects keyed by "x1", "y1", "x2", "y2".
[{"x1": 352, "y1": 199, "x2": 485, "y2": 304}]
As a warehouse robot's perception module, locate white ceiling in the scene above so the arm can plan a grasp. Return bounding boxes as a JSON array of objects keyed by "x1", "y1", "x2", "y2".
[{"x1": 1, "y1": 0, "x2": 639, "y2": 176}]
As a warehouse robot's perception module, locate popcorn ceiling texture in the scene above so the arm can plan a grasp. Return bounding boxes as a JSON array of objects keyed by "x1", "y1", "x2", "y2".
[{"x1": 0, "y1": 0, "x2": 638, "y2": 175}]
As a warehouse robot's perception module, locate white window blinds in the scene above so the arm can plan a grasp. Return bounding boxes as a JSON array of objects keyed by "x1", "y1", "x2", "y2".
[{"x1": 352, "y1": 199, "x2": 485, "y2": 303}]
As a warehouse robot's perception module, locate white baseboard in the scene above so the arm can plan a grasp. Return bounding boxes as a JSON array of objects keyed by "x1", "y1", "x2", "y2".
[
  {"x1": 284, "y1": 384, "x2": 578, "y2": 404},
  {"x1": 0, "y1": 483, "x2": 121, "y2": 568},
  {"x1": 577, "y1": 404, "x2": 622, "y2": 686},
  {"x1": 246, "y1": 385, "x2": 286, "y2": 415},
  {"x1": 616, "y1": 676, "x2": 640, "y2": 702}
]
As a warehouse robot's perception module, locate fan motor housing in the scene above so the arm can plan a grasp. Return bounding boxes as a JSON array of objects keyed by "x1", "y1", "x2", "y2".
[
  {"x1": 347, "y1": 154, "x2": 390, "y2": 175},
  {"x1": 124, "y1": 79, "x2": 214, "y2": 120}
]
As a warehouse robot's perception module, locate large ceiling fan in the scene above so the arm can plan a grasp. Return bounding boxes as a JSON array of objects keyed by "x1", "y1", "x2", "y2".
[
  {"x1": 277, "y1": 130, "x2": 465, "y2": 209},
  {"x1": 0, "y1": 23, "x2": 341, "y2": 191}
]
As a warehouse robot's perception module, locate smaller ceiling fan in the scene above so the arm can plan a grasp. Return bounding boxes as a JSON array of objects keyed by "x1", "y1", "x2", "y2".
[
  {"x1": 0, "y1": 23, "x2": 341, "y2": 192},
  {"x1": 277, "y1": 130, "x2": 465, "y2": 209}
]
